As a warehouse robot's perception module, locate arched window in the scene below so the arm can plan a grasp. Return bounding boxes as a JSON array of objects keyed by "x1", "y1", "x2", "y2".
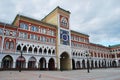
[
  {"x1": 28, "y1": 46, "x2": 32, "y2": 53},
  {"x1": 23, "y1": 46, "x2": 27, "y2": 52},
  {"x1": 73, "y1": 52, "x2": 75, "y2": 56},
  {"x1": 52, "y1": 50, "x2": 55, "y2": 55},
  {"x1": 5, "y1": 41, "x2": 14, "y2": 50},
  {"x1": 39, "y1": 48, "x2": 42, "y2": 54},
  {"x1": 34, "y1": 47, "x2": 37, "y2": 54},
  {"x1": 44, "y1": 48, "x2": 47, "y2": 54},
  {"x1": 17, "y1": 45, "x2": 21, "y2": 51},
  {"x1": 61, "y1": 17, "x2": 68, "y2": 27},
  {"x1": 48, "y1": 49, "x2": 51, "y2": 54}
]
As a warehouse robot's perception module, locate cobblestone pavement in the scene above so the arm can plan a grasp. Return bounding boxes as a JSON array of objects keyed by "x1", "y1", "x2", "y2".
[{"x1": 0, "y1": 68, "x2": 120, "y2": 80}]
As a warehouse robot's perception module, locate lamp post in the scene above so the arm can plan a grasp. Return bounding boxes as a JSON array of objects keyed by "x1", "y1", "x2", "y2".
[
  {"x1": 86, "y1": 53, "x2": 91, "y2": 73},
  {"x1": 19, "y1": 50, "x2": 23, "y2": 72}
]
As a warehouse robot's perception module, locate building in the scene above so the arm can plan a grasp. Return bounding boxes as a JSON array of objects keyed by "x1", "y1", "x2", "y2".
[{"x1": 0, "y1": 6, "x2": 119, "y2": 70}]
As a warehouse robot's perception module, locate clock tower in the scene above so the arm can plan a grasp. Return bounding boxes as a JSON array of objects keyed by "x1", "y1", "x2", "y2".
[
  {"x1": 42, "y1": 6, "x2": 72, "y2": 70},
  {"x1": 57, "y1": 7, "x2": 72, "y2": 70}
]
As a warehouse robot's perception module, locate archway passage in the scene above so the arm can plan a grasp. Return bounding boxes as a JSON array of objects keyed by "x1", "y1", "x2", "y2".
[
  {"x1": 48, "y1": 58, "x2": 55, "y2": 70},
  {"x1": 60, "y1": 52, "x2": 71, "y2": 70},
  {"x1": 39, "y1": 57, "x2": 46, "y2": 70},
  {"x1": 16, "y1": 56, "x2": 26, "y2": 69},
  {"x1": 76, "y1": 61, "x2": 80, "y2": 69},
  {"x1": 82, "y1": 59, "x2": 85, "y2": 69},
  {"x1": 91, "y1": 60, "x2": 94, "y2": 69},
  {"x1": 95, "y1": 61, "x2": 97, "y2": 68},
  {"x1": 112, "y1": 60, "x2": 117, "y2": 67},
  {"x1": 2, "y1": 55, "x2": 13, "y2": 69},
  {"x1": 72, "y1": 59, "x2": 75, "y2": 70},
  {"x1": 28, "y1": 57, "x2": 36, "y2": 69}
]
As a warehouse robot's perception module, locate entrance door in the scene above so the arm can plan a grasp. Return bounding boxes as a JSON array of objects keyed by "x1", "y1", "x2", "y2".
[
  {"x1": 2, "y1": 55, "x2": 13, "y2": 69},
  {"x1": 60, "y1": 52, "x2": 71, "y2": 70},
  {"x1": 48, "y1": 58, "x2": 55, "y2": 70}
]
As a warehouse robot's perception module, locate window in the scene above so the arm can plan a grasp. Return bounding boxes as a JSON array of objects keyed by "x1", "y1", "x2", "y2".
[
  {"x1": 6, "y1": 42, "x2": 9, "y2": 49},
  {"x1": 0, "y1": 28, "x2": 3, "y2": 35},
  {"x1": 41, "y1": 28, "x2": 46, "y2": 34},
  {"x1": 10, "y1": 42, "x2": 14, "y2": 49},
  {"x1": 6, "y1": 30, "x2": 10, "y2": 36},
  {"x1": 19, "y1": 32, "x2": 28, "y2": 39},
  {"x1": 30, "y1": 34, "x2": 38, "y2": 40},
  {"x1": 12, "y1": 31, "x2": 16, "y2": 37},
  {"x1": 20, "y1": 23, "x2": 28, "y2": 30},
  {"x1": 5, "y1": 41, "x2": 14, "y2": 49},
  {"x1": 61, "y1": 17, "x2": 68, "y2": 27},
  {"x1": 31, "y1": 26, "x2": 39, "y2": 32}
]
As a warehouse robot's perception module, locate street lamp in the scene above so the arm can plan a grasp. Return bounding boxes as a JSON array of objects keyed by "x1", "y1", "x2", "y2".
[
  {"x1": 86, "y1": 53, "x2": 91, "y2": 73},
  {"x1": 19, "y1": 50, "x2": 23, "y2": 72}
]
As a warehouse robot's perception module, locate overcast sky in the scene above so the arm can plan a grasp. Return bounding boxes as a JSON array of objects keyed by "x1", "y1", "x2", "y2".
[{"x1": 0, "y1": 0, "x2": 120, "y2": 46}]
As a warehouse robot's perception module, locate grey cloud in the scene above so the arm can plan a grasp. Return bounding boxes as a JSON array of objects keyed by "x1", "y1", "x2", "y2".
[{"x1": 0, "y1": 0, "x2": 120, "y2": 46}]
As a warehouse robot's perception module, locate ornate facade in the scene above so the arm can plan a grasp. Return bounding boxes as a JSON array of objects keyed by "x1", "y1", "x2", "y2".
[{"x1": 0, "y1": 6, "x2": 119, "y2": 70}]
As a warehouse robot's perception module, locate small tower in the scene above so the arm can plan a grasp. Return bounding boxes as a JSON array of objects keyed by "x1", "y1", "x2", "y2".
[{"x1": 42, "y1": 6, "x2": 72, "y2": 70}]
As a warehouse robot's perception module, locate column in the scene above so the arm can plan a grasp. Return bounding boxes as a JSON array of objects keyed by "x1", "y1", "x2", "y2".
[
  {"x1": 27, "y1": 47, "x2": 28, "y2": 53},
  {"x1": 85, "y1": 59, "x2": 87, "y2": 68},
  {"x1": 13, "y1": 62, "x2": 16, "y2": 68},
  {"x1": 36, "y1": 62, "x2": 39, "y2": 69},
  {"x1": 0, "y1": 62, "x2": 1, "y2": 68},
  {"x1": 93, "y1": 61, "x2": 95, "y2": 68},
  {"x1": 46, "y1": 62, "x2": 48, "y2": 70},
  {"x1": 26, "y1": 62, "x2": 28, "y2": 69},
  {"x1": 80, "y1": 60, "x2": 82, "y2": 69},
  {"x1": 58, "y1": 57, "x2": 60, "y2": 70},
  {"x1": 55, "y1": 63, "x2": 57, "y2": 70}
]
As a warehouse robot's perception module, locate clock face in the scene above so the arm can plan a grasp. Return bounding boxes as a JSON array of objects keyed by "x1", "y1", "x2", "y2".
[
  {"x1": 60, "y1": 29, "x2": 69, "y2": 45},
  {"x1": 62, "y1": 34, "x2": 68, "y2": 41}
]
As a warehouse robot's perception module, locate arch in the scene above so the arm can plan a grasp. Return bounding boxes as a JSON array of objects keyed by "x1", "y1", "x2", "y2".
[
  {"x1": 99, "y1": 60, "x2": 101, "y2": 68},
  {"x1": 44, "y1": 48, "x2": 47, "y2": 54},
  {"x1": 23, "y1": 45, "x2": 27, "y2": 52},
  {"x1": 52, "y1": 49, "x2": 55, "y2": 55},
  {"x1": 1, "y1": 55, "x2": 13, "y2": 69},
  {"x1": 39, "y1": 48, "x2": 42, "y2": 54},
  {"x1": 16, "y1": 56, "x2": 26, "y2": 69},
  {"x1": 112, "y1": 60, "x2": 117, "y2": 67},
  {"x1": 73, "y1": 52, "x2": 75, "y2": 56},
  {"x1": 95, "y1": 61, "x2": 97, "y2": 68},
  {"x1": 102, "y1": 60, "x2": 104, "y2": 68},
  {"x1": 82, "y1": 59, "x2": 85, "y2": 69},
  {"x1": 60, "y1": 52, "x2": 71, "y2": 70},
  {"x1": 119, "y1": 60, "x2": 120, "y2": 67},
  {"x1": 48, "y1": 49, "x2": 51, "y2": 55},
  {"x1": 39, "y1": 57, "x2": 46, "y2": 70},
  {"x1": 76, "y1": 61, "x2": 80, "y2": 69},
  {"x1": 48, "y1": 58, "x2": 55, "y2": 70},
  {"x1": 34, "y1": 47, "x2": 37, "y2": 54},
  {"x1": 28, "y1": 57, "x2": 36, "y2": 69},
  {"x1": 17, "y1": 44, "x2": 21, "y2": 51},
  {"x1": 28, "y1": 46, "x2": 32, "y2": 53},
  {"x1": 5, "y1": 40, "x2": 14, "y2": 50},
  {"x1": 72, "y1": 59, "x2": 75, "y2": 70},
  {"x1": 91, "y1": 60, "x2": 94, "y2": 69}
]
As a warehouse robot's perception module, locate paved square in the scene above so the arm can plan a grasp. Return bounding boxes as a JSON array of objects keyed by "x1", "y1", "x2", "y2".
[{"x1": 0, "y1": 68, "x2": 120, "y2": 80}]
